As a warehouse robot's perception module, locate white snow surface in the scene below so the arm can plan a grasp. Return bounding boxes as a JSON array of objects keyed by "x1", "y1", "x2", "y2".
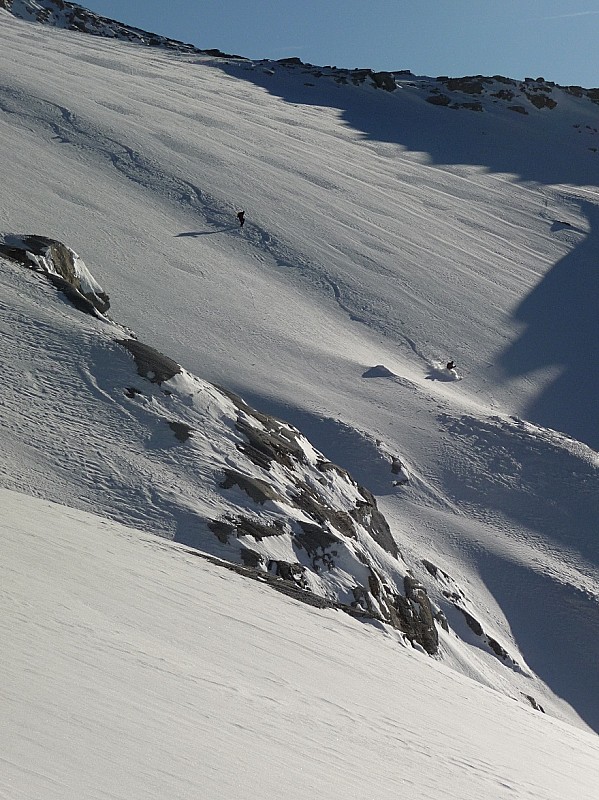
[
  {"x1": 1, "y1": 7, "x2": 599, "y2": 795},
  {"x1": 3, "y1": 488, "x2": 599, "y2": 800}
]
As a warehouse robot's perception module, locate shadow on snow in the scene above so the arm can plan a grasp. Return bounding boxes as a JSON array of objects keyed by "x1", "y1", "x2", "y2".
[
  {"x1": 215, "y1": 62, "x2": 599, "y2": 451},
  {"x1": 499, "y1": 199, "x2": 599, "y2": 451}
]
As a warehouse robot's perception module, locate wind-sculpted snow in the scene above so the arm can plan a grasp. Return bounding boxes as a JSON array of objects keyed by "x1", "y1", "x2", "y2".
[
  {"x1": 3, "y1": 234, "x2": 597, "y2": 726},
  {"x1": 2, "y1": 5, "x2": 599, "y2": 735},
  {"x1": 0, "y1": 242, "x2": 443, "y2": 654}
]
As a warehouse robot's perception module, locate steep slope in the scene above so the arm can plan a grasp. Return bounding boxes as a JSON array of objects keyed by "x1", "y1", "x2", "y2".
[
  {"x1": 4, "y1": 489, "x2": 599, "y2": 800},
  {"x1": 0, "y1": 237, "x2": 444, "y2": 655},
  {"x1": 0, "y1": 228, "x2": 592, "y2": 732},
  {"x1": 0, "y1": 6, "x2": 598, "y2": 733},
  {"x1": 1, "y1": 0, "x2": 216, "y2": 54}
]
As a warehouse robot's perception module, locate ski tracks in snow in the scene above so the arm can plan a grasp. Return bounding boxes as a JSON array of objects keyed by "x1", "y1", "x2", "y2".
[
  {"x1": 0, "y1": 84, "x2": 513, "y2": 392},
  {"x1": 0, "y1": 84, "x2": 433, "y2": 361},
  {"x1": 0, "y1": 84, "x2": 232, "y2": 231}
]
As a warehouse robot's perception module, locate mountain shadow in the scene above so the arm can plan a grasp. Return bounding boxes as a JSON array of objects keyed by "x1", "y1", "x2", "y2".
[
  {"x1": 216, "y1": 61, "x2": 599, "y2": 450},
  {"x1": 476, "y1": 550, "x2": 599, "y2": 734},
  {"x1": 216, "y1": 61, "x2": 599, "y2": 188},
  {"x1": 499, "y1": 199, "x2": 599, "y2": 451}
]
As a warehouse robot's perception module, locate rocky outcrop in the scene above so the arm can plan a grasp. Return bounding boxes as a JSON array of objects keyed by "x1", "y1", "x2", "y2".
[
  {"x1": 423, "y1": 559, "x2": 523, "y2": 669},
  {"x1": 0, "y1": 234, "x2": 109, "y2": 314},
  {"x1": 118, "y1": 339, "x2": 181, "y2": 384},
  {"x1": 1, "y1": 234, "x2": 440, "y2": 653},
  {"x1": 437, "y1": 76, "x2": 487, "y2": 94},
  {"x1": 370, "y1": 71, "x2": 397, "y2": 92},
  {"x1": 198, "y1": 388, "x2": 441, "y2": 646},
  {"x1": 426, "y1": 94, "x2": 451, "y2": 107},
  {"x1": 219, "y1": 387, "x2": 401, "y2": 559},
  {"x1": 427, "y1": 74, "x2": 563, "y2": 113},
  {"x1": 525, "y1": 92, "x2": 558, "y2": 110},
  {"x1": 2, "y1": 0, "x2": 244, "y2": 58},
  {"x1": 394, "y1": 575, "x2": 439, "y2": 655}
]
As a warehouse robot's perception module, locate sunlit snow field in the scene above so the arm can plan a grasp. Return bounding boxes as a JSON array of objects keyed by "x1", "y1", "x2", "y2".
[{"x1": 1, "y1": 7, "x2": 598, "y2": 797}]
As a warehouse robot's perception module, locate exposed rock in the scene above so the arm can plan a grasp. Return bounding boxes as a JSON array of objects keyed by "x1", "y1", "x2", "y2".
[
  {"x1": 293, "y1": 480, "x2": 352, "y2": 535},
  {"x1": 268, "y1": 560, "x2": 309, "y2": 588},
  {"x1": 239, "y1": 548, "x2": 264, "y2": 568},
  {"x1": 426, "y1": 94, "x2": 451, "y2": 106},
  {"x1": 452, "y1": 101, "x2": 483, "y2": 112},
  {"x1": 394, "y1": 575, "x2": 439, "y2": 655},
  {"x1": 422, "y1": 559, "x2": 438, "y2": 578},
  {"x1": 220, "y1": 386, "x2": 401, "y2": 560},
  {"x1": 459, "y1": 608, "x2": 520, "y2": 668},
  {"x1": 297, "y1": 521, "x2": 340, "y2": 555},
  {"x1": 461, "y1": 607, "x2": 483, "y2": 636},
  {"x1": 208, "y1": 519, "x2": 234, "y2": 544},
  {"x1": 352, "y1": 583, "x2": 379, "y2": 615},
  {"x1": 491, "y1": 89, "x2": 516, "y2": 101},
  {"x1": 1, "y1": 229, "x2": 439, "y2": 656},
  {"x1": 492, "y1": 75, "x2": 518, "y2": 85},
  {"x1": 235, "y1": 412, "x2": 307, "y2": 470},
  {"x1": 524, "y1": 694, "x2": 546, "y2": 713},
  {"x1": 277, "y1": 57, "x2": 304, "y2": 66},
  {"x1": 370, "y1": 71, "x2": 397, "y2": 91},
  {"x1": 525, "y1": 92, "x2": 557, "y2": 110},
  {"x1": 353, "y1": 487, "x2": 399, "y2": 558},
  {"x1": 209, "y1": 389, "x2": 433, "y2": 645},
  {"x1": 209, "y1": 515, "x2": 285, "y2": 546},
  {"x1": 236, "y1": 516, "x2": 286, "y2": 540},
  {"x1": 434, "y1": 609, "x2": 449, "y2": 632},
  {"x1": 350, "y1": 68, "x2": 373, "y2": 85},
  {"x1": 118, "y1": 339, "x2": 181, "y2": 384},
  {"x1": 391, "y1": 459, "x2": 410, "y2": 486},
  {"x1": 221, "y1": 469, "x2": 284, "y2": 505},
  {"x1": 438, "y1": 76, "x2": 486, "y2": 94},
  {"x1": 2, "y1": 0, "x2": 212, "y2": 57},
  {"x1": 0, "y1": 235, "x2": 110, "y2": 314},
  {"x1": 202, "y1": 48, "x2": 246, "y2": 59},
  {"x1": 168, "y1": 420, "x2": 193, "y2": 442}
]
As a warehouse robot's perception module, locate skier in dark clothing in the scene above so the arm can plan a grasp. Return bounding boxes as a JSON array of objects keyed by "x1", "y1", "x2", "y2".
[
  {"x1": 237, "y1": 210, "x2": 245, "y2": 228},
  {"x1": 446, "y1": 360, "x2": 456, "y2": 371}
]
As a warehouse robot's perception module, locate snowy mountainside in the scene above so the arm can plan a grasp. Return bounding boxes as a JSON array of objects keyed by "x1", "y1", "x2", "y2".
[
  {"x1": 1, "y1": 229, "x2": 594, "y2": 731},
  {"x1": 0, "y1": 2, "x2": 598, "y2": 737},
  {"x1": 0, "y1": 235, "x2": 443, "y2": 655},
  {"x1": 4, "y1": 489, "x2": 599, "y2": 800},
  {"x1": 6, "y1": 0, "x2": 599, "y2": 124},
  {"x1": 0, "y1": 227, "x2": 594, "y2": 734},
  {"x1": 0, "y1": 0, "x2": 233, "y2": 56}
]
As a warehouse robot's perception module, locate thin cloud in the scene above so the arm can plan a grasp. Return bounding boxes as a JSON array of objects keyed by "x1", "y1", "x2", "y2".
[{"x1": 540, "y1": 9, "x2": 599, "y2": 20}]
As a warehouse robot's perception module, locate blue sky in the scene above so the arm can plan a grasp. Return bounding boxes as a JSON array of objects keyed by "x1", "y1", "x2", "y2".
[{"x1": 82, "y1": 0, "x2": 599, "y2": 87}]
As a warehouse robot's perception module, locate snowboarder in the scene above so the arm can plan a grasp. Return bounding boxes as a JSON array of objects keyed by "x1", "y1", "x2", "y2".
[
  {"x1": 446, "y1": 360, "x2": 456, "y2": 371},
  {"x1": 236, "y1": 210, "x2": 245, "y2": 228}
]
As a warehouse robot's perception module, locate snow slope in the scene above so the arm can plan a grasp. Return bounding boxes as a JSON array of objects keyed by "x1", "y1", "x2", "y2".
[
  {"x1": 0, "y1": 0, "x2": 598, "y2": 749},
  {"x1": 3, "y1": 488, "x2": 599, "y2": 800}
]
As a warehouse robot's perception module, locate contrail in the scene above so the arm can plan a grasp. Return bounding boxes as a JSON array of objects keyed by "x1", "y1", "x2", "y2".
[{"x1": 541, "y1": 10, "x2": 599, "y2": 20}]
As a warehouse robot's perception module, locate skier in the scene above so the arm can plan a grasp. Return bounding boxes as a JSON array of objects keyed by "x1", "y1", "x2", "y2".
[
  {"x1": 446, "y1": 360, "x2": 456, "y2": 371},
  {"x1": 236, "y1": 210, "x2": 245, "y2": 228}
]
